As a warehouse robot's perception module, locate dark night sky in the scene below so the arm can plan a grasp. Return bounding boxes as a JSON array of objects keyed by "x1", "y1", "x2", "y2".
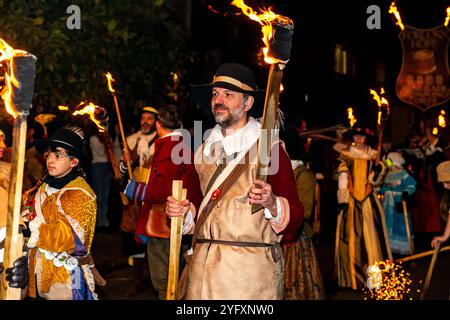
[{"x1": 189, "y1": 0, "x2": 449, "y2": 129}]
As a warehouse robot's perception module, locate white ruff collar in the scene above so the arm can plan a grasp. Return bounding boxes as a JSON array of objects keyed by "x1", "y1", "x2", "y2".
[{"x1": 203, "y1": 117, "x2": 261, "y2": 157}]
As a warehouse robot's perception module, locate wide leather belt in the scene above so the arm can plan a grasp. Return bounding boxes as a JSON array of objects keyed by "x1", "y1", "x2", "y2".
[
  {"x1": 197, "y1": 238, "x2": 279, "y2": 248},
  {"x1": 197, "y1": 238, "x2": 282, "y2": 262}
]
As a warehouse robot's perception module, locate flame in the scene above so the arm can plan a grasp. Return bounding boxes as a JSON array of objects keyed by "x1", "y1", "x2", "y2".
[
  {"x1": 231, "y1": 0, "x2": 292, "y2": 64},
  {"x1": 280, "y1": 83, "x2": 284, "y2": 92},
  {"x1": 0, "y1": 38, "x2": 28, "y2": 118},
  {"x1": 370, "y1": 88, "x2": 390, "y2": 125},
  {"x1": 389, "y1": 2, "x2": 405, "y2": 30},
  {"x1": 445, "y1": 7, "x2": 450, "y2": 26},
  {"x1": 72, "y1": 101, "x2": 106, "y2": 132},
  {"x1": 432, "y1": 127, "x2": 439, "y2": 135},
  {"x1": 58, "y1": 105, "x2": 69, "y2": 111},
  {"x1": 364, "y1": 260, "x2": 414, "y2": 300},
  {"x1": 105, "y1": 72, "x2": 116, "y2": 93},
  {"x1": 347, "y1": 107, "x2": 357, "y2": 127},
  {"x1": 438, "y1": 110, "x2": 446, "y2": 128}
]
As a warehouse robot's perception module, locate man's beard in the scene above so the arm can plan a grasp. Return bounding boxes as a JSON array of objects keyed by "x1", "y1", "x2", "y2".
[
  {"x1": 212, "y1": 104, "x2": 244, "y2": 129},
  {"x1": 141, "y1": 124, "x2": 156, "y2": 135}
]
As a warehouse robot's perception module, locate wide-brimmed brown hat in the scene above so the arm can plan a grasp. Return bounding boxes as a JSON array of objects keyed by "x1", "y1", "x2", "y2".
[{"x1": 190, "y1": 63, "x2": 265, "y2": 118}]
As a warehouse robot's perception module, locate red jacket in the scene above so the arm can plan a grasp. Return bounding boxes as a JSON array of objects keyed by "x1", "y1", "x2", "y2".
[
  {"x1": 134, "y1": 134, "x2": 203, "y2": 242},
  {"x1": 268, "y1": 143, "x2": 304, "y2": 243}
]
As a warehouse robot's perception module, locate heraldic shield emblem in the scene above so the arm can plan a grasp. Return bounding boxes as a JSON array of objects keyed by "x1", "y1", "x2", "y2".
[{"x1": 396, "y1": 25, "x2": 450, "y2": 111}]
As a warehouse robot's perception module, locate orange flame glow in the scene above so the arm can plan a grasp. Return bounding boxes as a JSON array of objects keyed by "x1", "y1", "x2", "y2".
[
  {"x1": 445, "y1": 7, "x2": 450, "y2": 27},
  {"x1": 370, "y1": 88, "x2": 390, "y2": 125},
  {"x1": 0, "y1": 38, "x2": 28, "y2": 118},
  {"x1": 72, "y1": 102, "x2": 106, "y2": 132},
  {"x1": 231, "y1": 0, "x2": 292, "y2": 64},
  {"x1": 432, "y1": 127, "x2": 439, "y2": 135},
  {"x1": 389, "y1": 2, "x2": 405, "y2": 30},
  {"x1": 105, "y1": 72, "x2": 116, "y2": 93},
  {"x1": 364, "y1": 260, "x2": 414, "y2": 300},
  {"x1": 438, "y1": 110, "x2": 446, "y2": 128},
  {"x1": 347, "y1": 107, "x2": 357, "y2": 127}
]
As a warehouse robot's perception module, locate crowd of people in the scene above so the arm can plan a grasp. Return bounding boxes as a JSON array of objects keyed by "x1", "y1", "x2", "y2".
[{"x1": 0, "y1": 62, "x2": 449, "y2": 300}]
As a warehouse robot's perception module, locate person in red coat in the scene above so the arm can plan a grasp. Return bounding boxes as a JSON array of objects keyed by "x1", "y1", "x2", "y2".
[{"x1": 132, "y1": 104, "x2": 202, "y2": 299}]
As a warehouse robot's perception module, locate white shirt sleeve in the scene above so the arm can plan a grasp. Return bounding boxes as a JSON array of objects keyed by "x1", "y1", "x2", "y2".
[
  {"x1": 264, "y1": 197, "x2": 282, "y2": 224},
  {"x1": 182, "y1": 211, "x2": 194, "y2": 234}
]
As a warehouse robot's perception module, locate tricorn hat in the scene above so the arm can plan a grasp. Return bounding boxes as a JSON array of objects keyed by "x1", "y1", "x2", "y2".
[
  {"x1": 34, "y1": 126, "x2": 86, "y2": 162},
  {"x1": 190, "y1": 63, "x2": 265, "y2": 118}
]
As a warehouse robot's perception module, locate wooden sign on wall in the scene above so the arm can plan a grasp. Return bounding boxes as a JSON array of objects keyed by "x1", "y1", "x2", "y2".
[{"x1": 396, "y1": 25, "x2": 450, "y2": 111}]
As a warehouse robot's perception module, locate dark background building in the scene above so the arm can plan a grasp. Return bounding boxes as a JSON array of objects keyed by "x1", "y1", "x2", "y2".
[{"x1": 188, "y1": 0, "x2": 449, "y2": 145}]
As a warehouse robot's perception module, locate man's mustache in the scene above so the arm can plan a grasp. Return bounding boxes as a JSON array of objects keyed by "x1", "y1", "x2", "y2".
[{"x1": 213, "y1": 104, "x2": 228, "y2": 112}]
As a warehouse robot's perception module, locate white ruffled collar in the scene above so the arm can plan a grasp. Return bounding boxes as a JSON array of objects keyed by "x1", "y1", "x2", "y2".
[{"x1": 203, "y1": 117, "x2": 261, "y2": 157}]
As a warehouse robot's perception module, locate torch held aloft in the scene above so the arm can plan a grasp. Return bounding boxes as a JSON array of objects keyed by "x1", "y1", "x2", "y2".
[{"x1": 1, "y1": 52, "x2": 36, "y2": 300}]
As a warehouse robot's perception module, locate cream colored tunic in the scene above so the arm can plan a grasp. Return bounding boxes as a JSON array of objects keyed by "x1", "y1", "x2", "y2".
[{"x1": 186, "y1": 144, "x2": 283, "y2": 300}]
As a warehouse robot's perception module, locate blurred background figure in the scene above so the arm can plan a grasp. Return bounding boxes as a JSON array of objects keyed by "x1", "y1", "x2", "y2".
[
  {"x1": 378, "y1": 151, "x2": 416, "y2": 256},
  {"x1": 280, "y1": 123, "x2": 325, "y2": 300}
]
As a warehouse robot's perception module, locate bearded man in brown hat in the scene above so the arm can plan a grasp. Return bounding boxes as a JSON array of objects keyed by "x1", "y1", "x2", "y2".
[{"x1": 165, "y1": 63, "x2": 304, "y2": 299}]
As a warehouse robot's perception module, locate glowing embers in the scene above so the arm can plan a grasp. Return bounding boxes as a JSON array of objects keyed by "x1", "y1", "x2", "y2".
[{"x1": 364, "y1": 260, "x2": 415, "y2": 300}]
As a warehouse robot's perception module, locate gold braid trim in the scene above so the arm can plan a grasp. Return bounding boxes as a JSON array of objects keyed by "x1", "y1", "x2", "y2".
[{"x1": 27, "y1": 248, "x2": 37, "y2": 298}]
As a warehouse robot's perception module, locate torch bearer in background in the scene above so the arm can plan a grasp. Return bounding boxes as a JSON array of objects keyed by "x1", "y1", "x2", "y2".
[
  {"x1": 369, "y1": 87, "x2": 393, "y2": 261},
  {"x1": 370, "y1": 87, "x2": 390, "y2": 165},
  {"x1": 231, "y1": 0, "x2": 294, "y2": 213},
  {"x1": 105, "y1": 72, "x2": 133, "y2": 180},
  {"x1": 61, "y1": 101, "x2": 129, "y2": 206},
  {"x1": 0, "y1": 38, "x2": 37, "y2": 300}
]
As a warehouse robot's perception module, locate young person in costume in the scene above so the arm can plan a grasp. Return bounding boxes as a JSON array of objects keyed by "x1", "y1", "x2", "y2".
[
  {"x1": 334, "y1": 125, "x2": 385, "y2": 290},
  {"x1": 25, "y1": 125, "x2": 101, "y2": 300}
]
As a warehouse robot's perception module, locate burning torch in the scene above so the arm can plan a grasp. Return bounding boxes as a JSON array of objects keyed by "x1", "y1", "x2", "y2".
[
  {"x1": 369, "y1": 87, "x2": 393, "y2": 261},
  {"x1": 105, "y1": 72, "x2": 133, "y2": 180},
  {"x1": 370, "y1": 88, "x2": 390, "y2": 165},
  {"x1": 231, "y1": 0, "x2": 294, "y2": 213},
  {"x1": 0, "y1": 38, "x2": 37, "y2": 300},
  {"x1": 60, "y1": 101, "x2": 129, "y2": 206}
]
